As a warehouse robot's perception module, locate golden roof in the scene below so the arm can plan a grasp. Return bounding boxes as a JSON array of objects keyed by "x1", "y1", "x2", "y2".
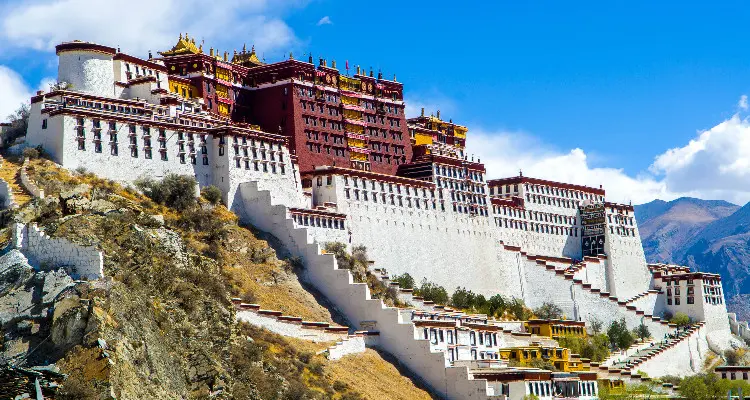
[
  {"x1": 159, "y1": 33, "x2": 202, "y2": 57},
  {"x1": 232, "y1": 44, "x2": 265, "y2": 68}
]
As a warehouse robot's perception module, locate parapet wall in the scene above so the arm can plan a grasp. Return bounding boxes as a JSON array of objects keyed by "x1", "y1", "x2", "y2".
[
  {"x1": 12, "y1": 223, "x2": 103, "y2": 280},
  {"x1": 728, "y1": 313, "x2": 750, "y2": 342},
  {"x1": 19, "y1": 159, "x2": 44, "y2": 199}
]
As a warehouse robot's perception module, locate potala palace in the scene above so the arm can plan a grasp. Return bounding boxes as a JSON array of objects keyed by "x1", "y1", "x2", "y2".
[{"x1": 12, "y1": 36, "x2": 750, "y2": 399}]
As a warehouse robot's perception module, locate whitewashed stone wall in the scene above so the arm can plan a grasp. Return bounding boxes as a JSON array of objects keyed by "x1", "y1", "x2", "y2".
[
  {"x1": 327, "y1": 335, "x2": 367, "y2": 360},
  {"x1": 0, "y1": 177, "x2": 16, "y2": 209},
  {"x1": 728, "y1": 313, "x2": 750, "y2": 342},
  {"x1": 238, "y1": 181, "x2": 494, "y2": 399},
  {"x1": 604, "y1": 232, "x2": 650, "y2": 299},
  {"x1": 58, "y1": 50, "x2": 115, "y2": 97},
  {"x1": 236, "y1": 309, "x2": 348, "y2": 342},
  {"x1": 12, "y1": 223, "x2": 103, "y2": 280},
  {"x1": 20, "y1": 159, "x2": 44, "y2": 199},
  {"x1": 635, "y1": 324, "x2": 710, "y2": 378}
]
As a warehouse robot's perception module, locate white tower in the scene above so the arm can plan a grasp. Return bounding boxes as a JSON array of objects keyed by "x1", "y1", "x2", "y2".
[{"x1": 56, "y1": 41, "x2": 116, "y2": 97}]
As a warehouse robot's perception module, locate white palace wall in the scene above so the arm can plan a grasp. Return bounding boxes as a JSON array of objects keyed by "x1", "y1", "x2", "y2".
[{"x1": 604, "y1": 232, "x2": 650, "y2": 299}]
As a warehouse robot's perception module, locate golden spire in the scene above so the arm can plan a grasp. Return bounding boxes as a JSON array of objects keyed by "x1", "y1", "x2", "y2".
[
  {"x1": 243, "y1": 43, "x2": 247, "y2": 53},
  {"x1": 289, "y1": 51, "x2": 294, "y2": 60}
]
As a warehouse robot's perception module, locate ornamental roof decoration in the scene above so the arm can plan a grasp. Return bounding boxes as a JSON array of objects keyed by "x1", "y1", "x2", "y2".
[
  {"x1": 232, "y1": 44, "x2": 265, "y2": 68},
  {"x1": 159, "y1": 33, "x2": 202, "y2": 57}
]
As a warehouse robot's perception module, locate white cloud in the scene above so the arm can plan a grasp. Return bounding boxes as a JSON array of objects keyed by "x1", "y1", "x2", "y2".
[
  {"x1": 467, "y1": 105, "x2": 750, "y2": 206},
  {"x1": 739, "y1": 95, "x2": 748, "y2": 111},
  {"x1": 649, "y1": 113, "x2": 750, "y2": 204},
  {"x1": 0, "y1": 65, "x2": 33, "y2": 122},
  {"x1": 317, "y1": 16, "x2": 332, "y2": 26},
  {"x1": 466, "y1": 128, "x2": 673, "y2": 205},
  {"x1": 0, "y1": 0, "x2": 301, "y2": 58},
  {"x1": 405, "y1": 92, "x2": 457, "y2": 119}
]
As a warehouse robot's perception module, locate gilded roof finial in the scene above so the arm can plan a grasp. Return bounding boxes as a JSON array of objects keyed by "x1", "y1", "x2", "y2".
[
  {"x1": 185, "y1": 32, "x2": 189, "y2": 40},
  {"x1": 251, "y1": 45, "x2": 256, "y2": 54},
  {"x1": 210, "y1": 47, "x2": 214, "y2": 57},
  {"x1": 332, "y1": 59, "x2": 337, "y2": 69},
  {"x1": 199, "y1": 43, "x2": 203, "y2": 53},
  {"x1": 243, "y1": 43, "x2": 247, "y2": 53},
  {"x1": 179, "y1": 33, "x2": 183, "y2": 40},
  {"x1": 289, "y1": 51, "x2": 294, "y2": 60}
]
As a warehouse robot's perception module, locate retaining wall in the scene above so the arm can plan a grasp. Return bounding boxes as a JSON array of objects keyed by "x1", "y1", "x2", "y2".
[{"x1": 12, "y1": 223, "x2": 103, "y2": 280}]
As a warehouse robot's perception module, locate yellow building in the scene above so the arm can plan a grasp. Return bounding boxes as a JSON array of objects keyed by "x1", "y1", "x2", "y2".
[
  {"x1": 407, "y1": 108, "x2": 468, "y2": 149},
  {"x1": 499, "y1": 343, "x2": 589, "y2": 372},
  {"x1": 525, "y1": 319, "x2": 587, "y2": 339}
]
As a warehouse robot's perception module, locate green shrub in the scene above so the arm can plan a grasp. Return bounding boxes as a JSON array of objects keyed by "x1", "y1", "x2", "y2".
[
  {"x1": 201, "y1": 185, "x2": 222, "y2": 205},
  {"x1": 134, "y1": 174, "x2": 197, "y2": 211},
  {"x1": 414, "y1": 278, "x2": 449, "y2": 305},
  {"x1": 533, "y1": 302, "x2": 564, "y2": 320},
  {"x1": 392, "y1": 272, "x2": 415, "y2": 289},
  {"x1": 670, "y1": 312, "x2": 691, "y2": 328},
  {"x1": 23, "y1": 147, "x2": 40, "y2": 159}
]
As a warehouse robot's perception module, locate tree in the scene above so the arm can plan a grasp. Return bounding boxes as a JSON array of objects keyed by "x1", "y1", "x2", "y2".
[
  {"x1": 201, "y1": 185, "x2": 222, "y2": 205},
  {"x1": 589, "y1": 317, "x2": 603, "y2": 334},
  {"x1": 557, "y1": 333, "x2": 610, "y2": 363},
  {"x1": 3, "y1": 103, "x2": 30, "y2": 147},
  {"x1": 392, "y1": 273, "x2": 415, "y2": 289},
  {"x1": 607, "y1": 318, "x2": 634, "y2": 351},
  {"x1": 634, "y1": 321, "x2": 651, "y2": 341},
  {"x1": 451, "y1": 287, "x2": 477, "y2": 310},
  {"x1": 533, "y1": 302, "x2": 563, "y2": 320},
  {"x1": 670, "y1": 312, "x2": 691, "y2": 328},
  {"x1": 414, "y1": 279, "x2": 449, "y2": 305}
]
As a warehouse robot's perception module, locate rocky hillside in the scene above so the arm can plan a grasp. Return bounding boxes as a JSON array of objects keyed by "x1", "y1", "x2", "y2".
[
  {"x1": 0, "y1": 157, "x2": 432, "y2": 400},
  {"x1": 635, "y1": 197, "x2": 750, "y2": 321}
]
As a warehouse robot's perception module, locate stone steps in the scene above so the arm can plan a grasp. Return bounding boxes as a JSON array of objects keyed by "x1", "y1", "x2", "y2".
[
  {"x1": 238, "y1": 181, "x2": 495, "y2": 399},
  {"x1": 0, "y1": 157, "x2": 32, "y2": 206}
]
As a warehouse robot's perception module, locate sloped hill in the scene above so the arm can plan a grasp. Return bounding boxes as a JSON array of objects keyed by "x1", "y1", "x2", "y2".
[{"x1": 0, "y1": 157, "x2": 431, "y2": 399}]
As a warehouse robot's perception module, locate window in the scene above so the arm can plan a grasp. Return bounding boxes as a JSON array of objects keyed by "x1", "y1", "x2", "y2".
[
  {"x1": 42, "y1": 119, "x2": 47, "y2": 129},
  {"x1": 203, "y1": 156, "x2": 209, "y2": 165}
]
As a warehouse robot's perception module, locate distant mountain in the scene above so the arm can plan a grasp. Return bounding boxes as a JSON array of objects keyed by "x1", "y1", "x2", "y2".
[
  {"x1": 634, "y1": 197, "x2": 750, "y2": 321},
  {"x1": 635, "y1": 197, "x2": 739, "y2": 263}
]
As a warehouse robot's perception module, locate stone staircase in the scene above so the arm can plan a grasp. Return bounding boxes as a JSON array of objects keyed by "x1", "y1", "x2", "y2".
[
  {"x1": 500, "y1": 243, "x2": 674, "y2": 340},
  {"x1": 238, "y1": 181, "x2": 496, "y2": 399},
  {"x1": 0, "y1": 156, "x2": 32, "y2": 207}
]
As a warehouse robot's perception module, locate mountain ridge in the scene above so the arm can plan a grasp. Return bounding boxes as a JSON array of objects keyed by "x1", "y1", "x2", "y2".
[{"x1": 635, "y1": 197, "x2": 749, "y2": 321}]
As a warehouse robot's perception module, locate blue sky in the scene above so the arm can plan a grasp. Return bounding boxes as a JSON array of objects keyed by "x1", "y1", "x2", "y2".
[{"x1": 4, "y1": 0, "x2": 750, "y2": 204}]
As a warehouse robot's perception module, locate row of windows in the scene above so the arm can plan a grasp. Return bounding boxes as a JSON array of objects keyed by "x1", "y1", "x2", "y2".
[
  {"x1": 422, "y1": 328, "x2": 498, "y2": 347},
  {"x1": 61, "y1": 96, "x2": 214, "y2": 129},
  {"x1": 300, "y1": 100, "x2": 340, "y2": 117},
  {"x1": 303, "y1": 116, "x2": 344, "y2": 131},
  {"x1": 345, "y1": 189, "x2": 445, "y2": 211},
  {"x1": 233, "y1": 145, "x2": 282, "y2": 162},
  {"x1": 435, "y1": 165, "x2": 484, "y2": 182},
  {"x1": 291, "y1": 213, "x2": 345, "y2": 230},
  {"x1": 495, "y1": 218, "x2": 580, "y2": 237},
  {"x1": 526, "y1": 193, "x2": 584, "y2": 210},
  {"x1": 608, "y1": 214, "x2": 635, "y2": 226},
  {"x1": 525, "y1": 183, "x2": 604, "y2": 203},
  {"x1": 297, "y1": 87, "x2": 339, "y2": 104},
  {"x1": 233, "y1": 158, "x2": 285, "y2": 174},
  {"x1": 720, "y1": 371, "x2": 749, "y2": 380},
  {"x1": 495, "y1": 206, "x2": 577, "y2": 225},
  {"x1": 437, "y1": 178, "x2": 487, "y2": 195},
  {"x1": 609, "y1": 226, "x2": 636, "y2": 237},
  {"x1": 345, "y1": 176, "x2": 433, "y2": 198}
]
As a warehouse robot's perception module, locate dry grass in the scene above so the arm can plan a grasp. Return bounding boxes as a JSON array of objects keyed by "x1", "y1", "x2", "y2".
[
  {"x1": 326, "y1": 349, "x2": 435, "y2": 400},
  {"x1": 220, "y1": 224, "x2": 336, "y2": 323}
]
